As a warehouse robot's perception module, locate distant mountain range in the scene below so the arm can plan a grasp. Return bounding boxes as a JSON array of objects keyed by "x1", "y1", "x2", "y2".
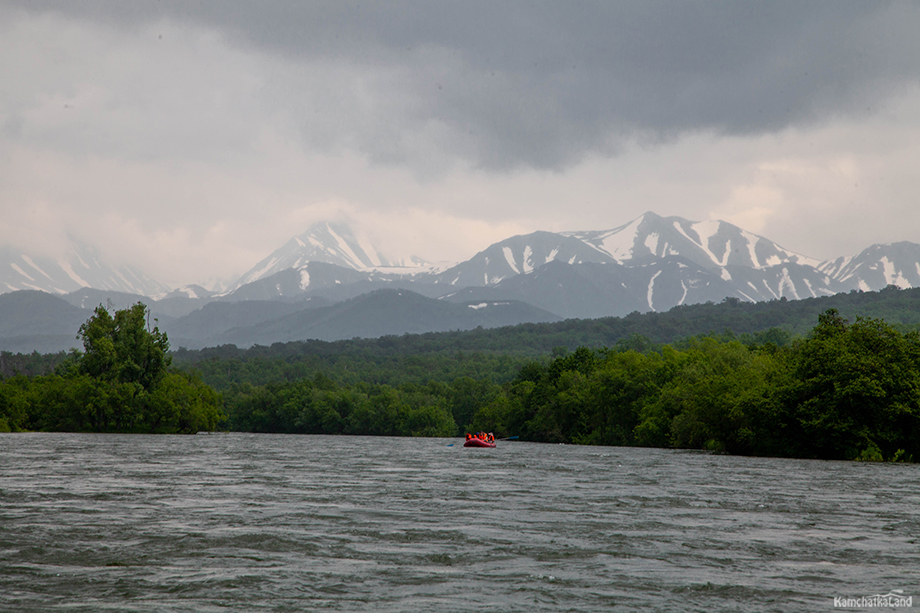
[{"x1": 2, "y1": 212, "x2": 920, "y2": 353}]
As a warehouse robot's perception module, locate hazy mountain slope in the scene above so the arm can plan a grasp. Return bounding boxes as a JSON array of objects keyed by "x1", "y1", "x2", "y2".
[
  {"x1": 164, "y1": 300, "x2": 319, "y2": 348},
  {"x1": 0, "y1": 291, "x2": 89, "y2": 337},
  {"x1": 441, "y1": 260, "x2": 643, "y2": 319},
  {"x1": 201, "y1": 289, "x2": 561, "y2": 347},
  {"x1": 442, "y1": 258, "x2": 738, "y2": 319},
  {"x1": 6, "y1": 213, "x2": 920, "y2": 354},
  {"x1": 720, "y1": 263, "x2": 842, "y2": 302},
  {"x1": 225, "y1": 262, "x2": 373, "y2": 301},
  {"x1": 222, "y1": 261, "x2": 447, "y2": 302},
  {"x1": 61, "y1": 288, "x2": 149, "y2": 311},
  {"x1": 223, "y1": 213, "x2": 920, "y2": 309},
  {"x1": 0, "y1": 243, "x2": 169, "y2": 297},
  {"x1": 0, "y1": 291, "x2": 90, "y2": 353}
]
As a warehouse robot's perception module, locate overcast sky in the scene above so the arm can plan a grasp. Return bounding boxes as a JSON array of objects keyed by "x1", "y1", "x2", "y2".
[{"x1": 2, "y1": 1, "x2": 919, "y2": 289}]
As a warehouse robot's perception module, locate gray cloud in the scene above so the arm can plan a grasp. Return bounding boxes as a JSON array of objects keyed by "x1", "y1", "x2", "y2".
[{"x1": 11, "y1": 1, "x2": 920, "y2": 171}]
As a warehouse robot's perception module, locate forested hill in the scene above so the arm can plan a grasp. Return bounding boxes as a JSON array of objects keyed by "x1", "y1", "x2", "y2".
[{"x1": 174, "y1": 284, "x2": 920, "y2": 361}]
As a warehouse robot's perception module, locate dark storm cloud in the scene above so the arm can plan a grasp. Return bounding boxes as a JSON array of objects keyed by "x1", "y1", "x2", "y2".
[{"x1": 11, "y1": 1, "x2": 920, "y2": 170}]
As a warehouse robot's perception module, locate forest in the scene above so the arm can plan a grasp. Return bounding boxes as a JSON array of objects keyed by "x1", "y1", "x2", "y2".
[
  {"x1": 2, "y1": 289, "x2": 920, "y2": 461},
  {"x1": 212, "y1": 309, "x2": 920, "y2": 461}
]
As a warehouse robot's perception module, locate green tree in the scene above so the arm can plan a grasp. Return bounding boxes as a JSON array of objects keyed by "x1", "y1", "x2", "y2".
[
  {"x1": 79, "y1": 302, "x2": 170, "y2": 392},
  {"x1": 789, "y1": 311, "x2": 920, "y2": 460},
  {"x1": 0, "y1": 375, "x2": 30, "y2": 432}
]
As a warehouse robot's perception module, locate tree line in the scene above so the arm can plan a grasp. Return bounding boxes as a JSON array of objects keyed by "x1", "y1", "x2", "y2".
[
  {"x1": 2, "y1": 301, "x2": 919, "y2": 462},
  {"x1": 215, "y1": 308, "x2": 919, "y2": 461}
]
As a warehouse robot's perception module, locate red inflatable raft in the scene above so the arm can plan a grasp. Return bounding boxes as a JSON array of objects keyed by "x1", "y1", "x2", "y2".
[{"x1": 464, "y1": 436, "x2": 496, "y2": 448}]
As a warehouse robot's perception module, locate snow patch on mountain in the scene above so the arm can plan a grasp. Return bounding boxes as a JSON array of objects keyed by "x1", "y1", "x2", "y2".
[
  {"x1": 802, "y1": 278, "x2": 814, "y2": 296},
  {"x1": 602, "y1": 217, "x2": 642, "y2": 259},
  {"x1": 779, "y1": 268, "x2": 797, "y2": 299},
  {"x1": 881, "y1": 256, "x2": 910, "y2": 287},
  {"x1": 10, "y1": 263, "x2": 33, "y2": 282},
  {"x1": 647, "y1": 270, "x2": 662, "y2": 311},
  {"x1": 522, "y1": 246, "x2": 534, "y2": 273},
  {"x1": 21, "y1": 256, "x2": 53, "y2": 282},
  {"x1": 58, "y1": 259, "x2": 89, "y2": 287},
  {"x1": 502, "y1": 247, "x2": 519, "y2": 274}
]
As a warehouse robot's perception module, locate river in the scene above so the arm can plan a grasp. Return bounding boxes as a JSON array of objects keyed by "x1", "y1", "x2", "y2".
[{"x1": 0, "y1": 433, "x2": 916, "y2": 611}]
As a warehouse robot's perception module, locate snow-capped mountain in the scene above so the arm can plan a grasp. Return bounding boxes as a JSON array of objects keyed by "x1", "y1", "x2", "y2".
[
  {"x1": 5, "y1": 211, "x2": 920, "y2": 353},
  {"x1": 229, "y1": 221, "x2": 428, "y2": 291},
  {"x1": 219, "y1": 212, "x2": 920, "y2": 317},
  {"x1": 422, "y1": 212, "x2": 841, "y2": 315},
  {"x1": 423, "y1": 212, "x2": 828, "y2": 296},
  {"x1": 0, "y1": 243, "x2": 169, "y2": 297},
  {"x1": 565, "y1": 212, "x2": 822, "y2": 271}
]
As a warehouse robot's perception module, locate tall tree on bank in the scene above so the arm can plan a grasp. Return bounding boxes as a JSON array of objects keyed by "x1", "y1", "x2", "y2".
[{"x1": 79, "y1": 303, "x2": 170, "y2": 391}]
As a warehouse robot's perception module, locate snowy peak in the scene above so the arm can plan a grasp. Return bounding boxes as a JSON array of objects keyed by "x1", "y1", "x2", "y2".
[
  {"x1": 230, "y1": 221, "x2": 413, "y2": 291},
  {"x1": 565, "y1": 212, "x2": 820, "y2": 271},
  {"x1": 296, "y1": 221, "x2": 387, "y2": 269}
]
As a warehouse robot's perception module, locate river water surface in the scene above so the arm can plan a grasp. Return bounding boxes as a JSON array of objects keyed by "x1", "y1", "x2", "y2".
[{"x1": 0, "y1": 433, "x2": 917, "y2": 612}]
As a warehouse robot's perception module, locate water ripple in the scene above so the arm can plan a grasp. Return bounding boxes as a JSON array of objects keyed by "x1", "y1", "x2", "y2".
[{"x1": 0, "y1": 433, "x2": 916, "y2": 612}]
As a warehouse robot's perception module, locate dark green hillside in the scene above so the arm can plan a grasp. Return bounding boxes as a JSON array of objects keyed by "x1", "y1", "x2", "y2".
[
  {"x1": 0, "y1": 291, "x2": 88, "y2": 338},
  {"x1": 166, "y1": 300, "x2": 310, "y2": 344},
  {"x1": 0, "y1": 291, "x2": 89, "y2": 355}
]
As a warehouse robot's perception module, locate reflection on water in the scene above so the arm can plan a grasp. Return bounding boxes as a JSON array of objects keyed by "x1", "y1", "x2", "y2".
[{"x1": 0, "y1": 433, "x2": 917, "y2": 612}]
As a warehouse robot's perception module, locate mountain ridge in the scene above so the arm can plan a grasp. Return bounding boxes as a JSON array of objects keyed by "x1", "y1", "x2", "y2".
[{"x1": 3, "y1": 212, "x2": 920, "y2": 354}]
